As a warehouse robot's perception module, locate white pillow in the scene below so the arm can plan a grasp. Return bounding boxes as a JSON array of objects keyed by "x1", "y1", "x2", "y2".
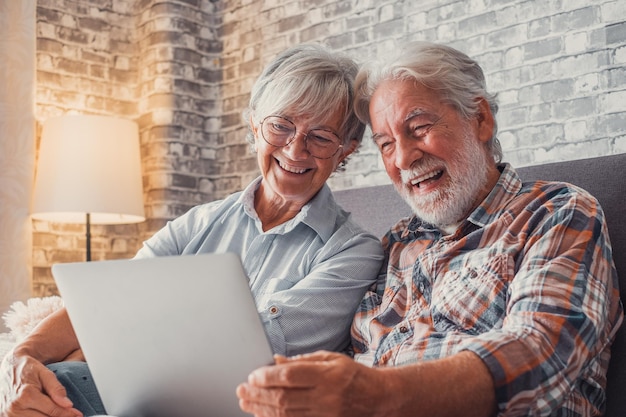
[{"x1": 2, "y1": 296, "x2": 64, "y2": 341}]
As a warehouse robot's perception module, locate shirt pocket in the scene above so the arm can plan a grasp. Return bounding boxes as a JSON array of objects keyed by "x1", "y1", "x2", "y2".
[{"x1": 431, "y1": 253, "x2": 511, "y2": 334}]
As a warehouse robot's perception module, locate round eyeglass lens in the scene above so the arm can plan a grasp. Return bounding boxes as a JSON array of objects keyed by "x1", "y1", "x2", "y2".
[{"x1": 261, "y1": 116, "x2": 342, "y2": 159}]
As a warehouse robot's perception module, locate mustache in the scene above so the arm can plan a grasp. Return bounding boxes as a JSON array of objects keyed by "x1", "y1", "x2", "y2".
[{"x1": 400, "y1": 156, "x2": 445, "y2": 183}]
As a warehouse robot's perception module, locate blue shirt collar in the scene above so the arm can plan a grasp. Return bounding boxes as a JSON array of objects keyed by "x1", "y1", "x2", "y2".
[{"x1": 237, "y1": 176, "x2": 338, "y2": 243}]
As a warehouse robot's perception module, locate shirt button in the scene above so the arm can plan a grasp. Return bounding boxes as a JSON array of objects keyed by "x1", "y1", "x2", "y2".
[
  {"x1": 269, "y1": 306, "x2": 279, "y2": 314},
  {"x1": 399, "y1": 325, "x2": 409, "y2": 333}
]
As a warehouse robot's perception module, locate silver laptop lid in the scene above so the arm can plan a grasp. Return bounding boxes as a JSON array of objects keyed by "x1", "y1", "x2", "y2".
[{"x1": 53, "y1": 252, "x2": 274, "y2": 417}]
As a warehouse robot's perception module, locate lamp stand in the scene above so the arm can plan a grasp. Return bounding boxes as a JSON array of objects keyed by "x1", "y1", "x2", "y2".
[{"x1": 86, "y1": 212, "x2": 91, "y2": 262}]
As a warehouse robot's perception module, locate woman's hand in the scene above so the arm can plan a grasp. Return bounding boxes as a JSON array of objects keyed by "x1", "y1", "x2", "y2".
[{"x1": 0, "y1": 351, "x2": 82, "y2": 417}]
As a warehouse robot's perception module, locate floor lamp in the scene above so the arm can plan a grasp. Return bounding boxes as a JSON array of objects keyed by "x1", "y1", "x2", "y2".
[{"x1": 31, "y1": 115, "x2": 145, "y2": 261}]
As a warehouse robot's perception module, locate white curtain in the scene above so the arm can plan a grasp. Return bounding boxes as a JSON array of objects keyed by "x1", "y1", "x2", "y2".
[{"x1": 0, "y1": 0, "x2": 36, "y2": 332}]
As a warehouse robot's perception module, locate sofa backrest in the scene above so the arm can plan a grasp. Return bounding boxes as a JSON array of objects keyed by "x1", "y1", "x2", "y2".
[{"x1": 334, "y1": 153, "x2": 626, "y2": 417}]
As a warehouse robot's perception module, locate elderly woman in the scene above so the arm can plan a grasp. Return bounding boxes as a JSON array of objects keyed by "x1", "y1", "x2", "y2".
[{"x1": 0, "y1": 44, "x2": 383, "y2": 417}]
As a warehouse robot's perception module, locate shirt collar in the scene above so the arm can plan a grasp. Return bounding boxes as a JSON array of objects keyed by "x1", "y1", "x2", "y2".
[
  {"x1": 236, "y1": 176, "x2": 338, "y2": 243},
  {"x1": 238, "y1": 176, "x2": 262, "y2": 219},
  {"x1": 467, "y1": 163, "x2": 521, "y2": 228},
  {"x1": 298, "y1": 183, "x2": 338, "y2": 243}
]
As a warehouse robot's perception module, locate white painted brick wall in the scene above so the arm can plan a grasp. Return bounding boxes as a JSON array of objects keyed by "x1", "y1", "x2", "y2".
[{"x1": 33, "y1": 0, "x2": 626, "y2": 296}]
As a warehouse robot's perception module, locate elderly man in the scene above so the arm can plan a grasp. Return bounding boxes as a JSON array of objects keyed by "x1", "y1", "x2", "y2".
[{"x1": 237, "y1": 41, "x2": 623, "y2": 416}]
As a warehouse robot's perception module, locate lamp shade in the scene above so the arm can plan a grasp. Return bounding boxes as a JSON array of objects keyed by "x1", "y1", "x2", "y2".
[{"x1": 31, "y1": 115, "x2": 145, "y2": 224}]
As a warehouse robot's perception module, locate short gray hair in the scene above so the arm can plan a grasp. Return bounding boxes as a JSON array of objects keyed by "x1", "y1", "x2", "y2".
[
  {"x1": 243, "y1": 44, "x2": 366, "y2": 164},
  {"x1": 354, "y1": 41, "x2": 502, "y2": 162}
]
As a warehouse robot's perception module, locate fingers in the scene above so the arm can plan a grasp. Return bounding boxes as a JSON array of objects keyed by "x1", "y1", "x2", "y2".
[
  {"x1": 0, "y1": 355, "x2": 82, "y2": 417},
  {"x1": 39, "y1": 367, "x2": 73, "y2": 408},
  {"x1": 239, "y1": 397, "x2": 287, "y2": 417},
  {"x1": 248, "y1": 362, "x2": 320, "y2": 388},
  {"x1": 251, "y1": 351, "x2": 347, "y2": 388},
  {"x1": 273, "y1": 354, "x2": 289, "y2": 364},
  {"x1": 10, "y1": 385, "x2": 82, "y2": 417},
  {"x1": 239, "y1": 398, "x2": 305, "y2": 417},
  {"x1": 2, "y1": 384, "x2": 82, "y2": 417},
  {"x1": 39, "y1": 366, "x2": 83, "y2": 417},
  {"x1": 277, "y1": 350, "x2": 341, "y2": 364},
  {"x1": 236, "y1": 351, "x2": 356, "y2": 417},
  {"x1": 237, "y1": 357, "x2": 321, "y2": 414},
  {"x1": 237, "y1": 383, "x2": 310, "y2": 416},
  {"x1": 34, "y1": 365, "x2": 83, "y2": 416}
]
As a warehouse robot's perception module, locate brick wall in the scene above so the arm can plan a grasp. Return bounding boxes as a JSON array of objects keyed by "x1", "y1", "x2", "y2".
[
  {"x1": 220, "y1": 0, "x2": 626, "y2": 190},
  {"x1": 32, "y1": 0, "x2": 625, "y2": 296},
  {"x1": 134, "y1": 1, "x2": 222, "y2": 229}
]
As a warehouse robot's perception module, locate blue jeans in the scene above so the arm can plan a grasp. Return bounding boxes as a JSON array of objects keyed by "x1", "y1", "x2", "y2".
[{"x1": 47, "y1": 361, "x2": 107, "y2": 416}]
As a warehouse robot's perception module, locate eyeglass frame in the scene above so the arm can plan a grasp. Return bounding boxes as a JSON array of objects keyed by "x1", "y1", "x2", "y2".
[{"x1": 259, "y1": 115, "x2": 344, "y2": 159}]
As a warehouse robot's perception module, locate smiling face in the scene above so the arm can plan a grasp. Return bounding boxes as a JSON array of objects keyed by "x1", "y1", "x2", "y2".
[
  {"x1": 252, "y1": 110, "x2": 355, "y2": 207},
  {"x1": 369, "y1": 78, "x2": 500, "y2": 228}
]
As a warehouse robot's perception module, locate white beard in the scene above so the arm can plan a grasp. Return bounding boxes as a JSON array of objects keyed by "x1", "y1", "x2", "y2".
[{"x1": 396, "y1": 128, "x2": 492, "y2": 228}]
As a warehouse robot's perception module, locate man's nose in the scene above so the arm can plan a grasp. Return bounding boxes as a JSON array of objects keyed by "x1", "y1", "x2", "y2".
[{"x1": 394, "y1": 136, "x2": 424, "y2": 170}]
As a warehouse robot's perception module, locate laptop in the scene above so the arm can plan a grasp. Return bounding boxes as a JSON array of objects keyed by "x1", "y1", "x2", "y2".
[{"x1": 52, "y1": 252, "x2": 275, "y2": 417}]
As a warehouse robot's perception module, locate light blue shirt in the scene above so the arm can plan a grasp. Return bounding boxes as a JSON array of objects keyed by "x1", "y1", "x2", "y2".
[{"x1": 134, "y1": 177, "x2": 384, "y2": 356}]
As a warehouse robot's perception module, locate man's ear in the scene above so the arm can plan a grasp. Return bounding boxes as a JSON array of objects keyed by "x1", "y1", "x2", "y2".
[{"x1": 475, "y1": 97, "x2": 495, "y2": 144}]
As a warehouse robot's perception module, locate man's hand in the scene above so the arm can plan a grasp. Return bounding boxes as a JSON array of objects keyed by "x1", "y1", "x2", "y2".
[
  {"x1": 237, "y1": 350, "x2": 496, "y2": 417},
  {"x1": 236, "y1": 351, "x2": 386, "y2": 417},
  {"x1": 0, "y1": 352, "x2": 82, "y2": 417}
]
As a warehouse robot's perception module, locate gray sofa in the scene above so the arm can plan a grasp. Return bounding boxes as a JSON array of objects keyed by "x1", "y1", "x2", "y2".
[{"x1": 334, "y1": 153, "x2": 625, "y2": 417}]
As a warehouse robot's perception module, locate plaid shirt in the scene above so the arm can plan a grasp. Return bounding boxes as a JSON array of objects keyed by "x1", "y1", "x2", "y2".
[{"x1": 352, "y1": 164, "x2": 623, "y2": 416}]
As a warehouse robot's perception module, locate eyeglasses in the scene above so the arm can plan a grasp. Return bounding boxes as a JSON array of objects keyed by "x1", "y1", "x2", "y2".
[{"x1": 260, "y1": 115, "x2": 343, "y2": 159}]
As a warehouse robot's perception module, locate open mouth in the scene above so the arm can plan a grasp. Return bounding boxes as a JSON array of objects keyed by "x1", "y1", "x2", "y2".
[
  {"x1": 409, "y1": 169, "x2": 444, "y2": 188},
  {"x1": 277, "y1": 158, "x2": 311, "y2": 174}
]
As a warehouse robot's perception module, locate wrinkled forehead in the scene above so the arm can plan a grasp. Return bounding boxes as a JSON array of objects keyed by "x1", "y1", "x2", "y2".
[{"x1": 369, "y1": 78, "x2": 446, "y2": 117}]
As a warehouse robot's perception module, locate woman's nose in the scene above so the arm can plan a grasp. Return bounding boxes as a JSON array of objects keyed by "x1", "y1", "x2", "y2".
[{"x1": 282, "y1": 131, "x2": 310, "y2": 159}]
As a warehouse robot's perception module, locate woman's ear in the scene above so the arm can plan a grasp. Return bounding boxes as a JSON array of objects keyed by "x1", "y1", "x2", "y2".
[
  {"x1": 337, "y1": 138, "x2": 359, "y2": 164},
  {"x1": 475, "y1": 97, "x2": 495, "y2": 144},
  {"x1": 249, "y1": 114, "x2": 259, "y2": 138},
  {"x1": 248, "y1": 114, "x2": 260, "y2": 153}
]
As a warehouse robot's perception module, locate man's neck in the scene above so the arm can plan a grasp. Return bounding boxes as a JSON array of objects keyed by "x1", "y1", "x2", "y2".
[{"x1": 439, "y1": 221, "x2": 462, "y2": 236}]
